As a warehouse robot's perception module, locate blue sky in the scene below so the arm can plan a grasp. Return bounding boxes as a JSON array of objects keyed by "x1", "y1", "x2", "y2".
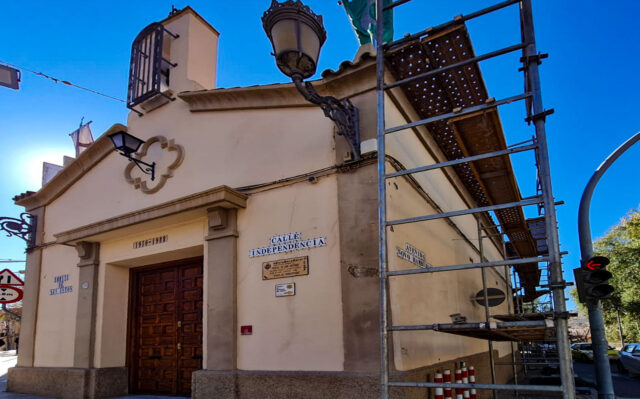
[{"x1": 1, "y1": 1, "x2": 639, "y2": 309}]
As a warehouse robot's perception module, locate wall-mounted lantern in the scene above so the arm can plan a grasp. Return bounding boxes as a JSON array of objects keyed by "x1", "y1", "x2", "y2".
[
  {"x1": 262, "y1": 0, "x2": 361, "y2": 161},
  {"x1": 108, "y1": 131, "x2": 156, "y2": 181}
]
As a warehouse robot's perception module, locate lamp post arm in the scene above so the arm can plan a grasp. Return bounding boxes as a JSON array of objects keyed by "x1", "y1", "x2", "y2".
[
  {"x1": 578, "y1": 131, "x2": 640, "y2": 259},
  {"x1": 577, "y1": 131, "x2": 640, "y2": 399},
  {"x1": 292, "y1": 74, "x2": 361, "y2": 160}
]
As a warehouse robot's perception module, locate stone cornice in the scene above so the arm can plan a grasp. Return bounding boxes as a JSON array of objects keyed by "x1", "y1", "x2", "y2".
[
  {"x1": 14, "y1": 124, "x2": 127, "y2": 211},
  {"x1": 54, "y1": 185, "x2": 247, "y2": 244},
  {"x1": 178, "y1": 56, "x2": 376, "y2": 112}
]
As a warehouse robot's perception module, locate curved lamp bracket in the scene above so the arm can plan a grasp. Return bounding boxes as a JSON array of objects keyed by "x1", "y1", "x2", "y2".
[
  {"x1": 0, "y1": 213, "x2": 36, "y2": 250},
  {"x1": 292, "y1": 74, "x2": 361, "y2": 161}
]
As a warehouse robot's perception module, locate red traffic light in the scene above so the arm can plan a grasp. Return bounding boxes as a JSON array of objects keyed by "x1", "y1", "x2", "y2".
[{"x1": 581, "y1": 255, "x2": 610, "y2": 271}]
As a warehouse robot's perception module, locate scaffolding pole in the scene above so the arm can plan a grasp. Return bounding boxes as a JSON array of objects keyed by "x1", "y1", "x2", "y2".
[
  {"x1": 385, "y1": 142, "x2": 538, "y2": 179},
  {"x1": 520, "y1": 0, "x2": 575, "y2": 397},
  {"x1": 376, "y1": 0, "x2": 389, "y2": 397},
  {"x1": 503, "y1": 240, "x2": 519, "y2": 398},
  {"x1": 387, "y1": 256, "x2": 549, "y2": 276},
  {"x1": 479, "y1": 220, "x2": 498, "y2": 399}
]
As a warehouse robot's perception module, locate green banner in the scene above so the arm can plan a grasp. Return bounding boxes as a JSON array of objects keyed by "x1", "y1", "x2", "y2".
[{"x1": 342, "y1": 0, "x2": 394, "y2": 45}]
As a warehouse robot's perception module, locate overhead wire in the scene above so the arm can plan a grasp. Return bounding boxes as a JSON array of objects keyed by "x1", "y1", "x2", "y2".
[{"x1": 0, "y1": 59, "x2": 126, "y2": 103}]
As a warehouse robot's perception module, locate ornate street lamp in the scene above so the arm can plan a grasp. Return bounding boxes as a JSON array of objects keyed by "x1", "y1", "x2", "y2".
[
  {"x1": 262, "y1": 0, "x2": 361, "y2": 161},
  {"x1": 108, "y1": 131, "x2": 156, "y2": 181}
]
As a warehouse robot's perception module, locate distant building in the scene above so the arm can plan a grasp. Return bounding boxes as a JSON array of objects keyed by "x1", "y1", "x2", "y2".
[
  {"x1": 8, "y1": 6, "x2": 543, "y2": 399},
  {"x1": 0, "y1": 307, "x2": 21, "y2": 351}
]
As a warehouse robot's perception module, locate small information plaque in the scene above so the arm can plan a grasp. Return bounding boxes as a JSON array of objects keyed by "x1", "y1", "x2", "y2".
[
  {"x1": 275, "y1": 283, "x2": 296, "y2": 297},
  {"x1": 262, "y1": 256, "x2": 309, "y2": 280}
]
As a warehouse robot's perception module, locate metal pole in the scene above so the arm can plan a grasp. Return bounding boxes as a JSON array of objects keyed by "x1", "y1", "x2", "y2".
[
  {"x1": 578, "y1": 131, "x2": 640, "y2": 399},
  {"x1": 376, "y1": 0, "x2": 389, "y2": 398},
  {"x1": 578, "y1": 131, "x2": 640, "y2": 256},
  {"x1": 387, "y1": 197, "x2": 542, "y2": 226},
  {"x1": 386, "y1": 0, "x2": 520, "y2": 49},
  {"x1": 384, "y1": 93, "x2": 530, "y2": 134},
  {"x1": 389, "y1": 320, "x2": 554, "y2": 331},
  {"x1": 388, "y1": 381, "x2": 563, "y2": 392},
  {"x1": 386, "y1": 143, "x2": 537, "y2": 179},
  {"x1": 478, "y1": 221, "x2": 497, "y2": 399},
  {"x1": 385, "y1": 43, "x2": 526, "y2": 90},
  {"x1": 519, "y1": 1, "x2": 575, "y2": 398},
  {"x1": 586, "y1": 303, "x2": 613, "y2": 399},
  {"x1": 616, "y1": 309, "x2": 624, "y2": 348},
  {"x1": 503, "y1": 240, "x2": 519, "y2": 399},
  {"x1": 387, "y1": 256, "x2": 549, "y2": 276}
]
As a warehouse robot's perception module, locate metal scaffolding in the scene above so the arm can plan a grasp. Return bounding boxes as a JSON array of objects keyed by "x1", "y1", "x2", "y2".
[{"x1": 375, "y1": 0, "x2": 575, "y2": 398}]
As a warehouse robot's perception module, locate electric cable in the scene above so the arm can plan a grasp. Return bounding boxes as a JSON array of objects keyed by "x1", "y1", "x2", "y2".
[{"x1": 0, "y1": 59, "x2": 125, "y2": 103}]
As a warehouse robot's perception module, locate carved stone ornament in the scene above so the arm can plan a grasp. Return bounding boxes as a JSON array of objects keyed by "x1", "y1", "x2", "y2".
[
  {"x1": 75, "y1": 241, "x2": 100, "y2": 267},
  {"x1": 124, "y1": 136, "x2": 185, "y2": 194}
]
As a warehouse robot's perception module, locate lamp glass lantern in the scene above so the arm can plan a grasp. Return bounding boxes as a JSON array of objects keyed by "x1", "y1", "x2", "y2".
[
  {"x1": 108, "y1": 131, "x2": 145, "y2": 156},
  {"x1": 262, "y1": 0, "x2": 327, "y2": 79}
]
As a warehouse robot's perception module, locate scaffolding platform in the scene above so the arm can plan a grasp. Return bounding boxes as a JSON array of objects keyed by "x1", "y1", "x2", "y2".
[
  {"x1": 390, "y1": 320, "x2": 555, "y2": 342},
  {"x1": 384, "y1": 22, "x2": 543, "y2": 300},
  {"x1": 493, "y1": 312, "x2": 552, "y2": 321},
  {"x1": 493, "y1": 312, "x2": 576, "y2": 322}
]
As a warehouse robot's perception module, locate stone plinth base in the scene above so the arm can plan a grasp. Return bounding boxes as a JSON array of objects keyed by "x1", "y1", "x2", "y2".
[
  {"x1": 193, "y1": 351, "x2": 514, "y2": 399},
  {"x1": 193, "y1": 370, "x2": 380, "y2": 399},
  {"x1": 7, "y1": 366, "x2": 128, "y2": 399}
]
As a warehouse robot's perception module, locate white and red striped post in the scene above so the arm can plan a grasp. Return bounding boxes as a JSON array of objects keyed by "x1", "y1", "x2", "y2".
[
  {"x1": 469, "y1": 366, "x2": 477, "y2": 399},
  {"x1": 435, "y1": 372, "x2": 444, "y2": 399},
  {"x1": 444, "y1": 369, "x2": 453, "y2": 399},
  {"x1": 455, "y1": 369, "x2": 463, "y2": 399},
  {"x1": 462, "y1": 366, "x2": 470, "y2": 399}
]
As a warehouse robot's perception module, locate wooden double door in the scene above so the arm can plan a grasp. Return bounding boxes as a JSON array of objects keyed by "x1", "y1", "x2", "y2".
[{"x1": 129, "y1": 258, "x2": 203, "y2": 396}]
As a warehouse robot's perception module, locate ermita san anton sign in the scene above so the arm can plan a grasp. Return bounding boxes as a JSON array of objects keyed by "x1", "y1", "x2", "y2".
[
  {"x1": 50, "y1": 274, "x2": 72, "y2": 295},
  {"x1": 250, "y1": 232, "x2": 327, "y2": 258},
  {"x1": 396, "y1": 242, "x2": 431, "y2": 269}
]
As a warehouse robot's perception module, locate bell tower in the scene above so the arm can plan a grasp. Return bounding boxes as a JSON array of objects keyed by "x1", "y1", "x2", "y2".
[{"x1": 126, "y1": 7, "x2": 219, "y2": 114}]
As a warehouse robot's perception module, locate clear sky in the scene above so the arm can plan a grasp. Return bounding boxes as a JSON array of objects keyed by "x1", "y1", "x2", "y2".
[{"x1": 1, "y1": 1, "x2": 639, "y2": 309}]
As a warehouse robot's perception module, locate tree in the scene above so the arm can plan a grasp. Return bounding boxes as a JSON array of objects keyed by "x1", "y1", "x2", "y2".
[{"x1": 571, "y1": 209, "x2": 640, "y2": 343}]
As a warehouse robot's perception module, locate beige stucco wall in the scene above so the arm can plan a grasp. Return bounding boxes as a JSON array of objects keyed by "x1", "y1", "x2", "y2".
[
  {"x1": 42, "y1": 105, "x2": 333, "y2": 243},
  {"x1": 94, "y1": 217, "x2": 207, "y2": 368},
  {"x1": 162, "y1": 9, "x2": 218, "y2": 93},
  {"x1": 236, "y1": 175, "x2": 344, "y2": 371},
  {"x1": 33, "y1": 245, "x2": 79, "y2": 367},
  {"x1": 173, "y1": 12, "x2": 218, "y2": 92}
]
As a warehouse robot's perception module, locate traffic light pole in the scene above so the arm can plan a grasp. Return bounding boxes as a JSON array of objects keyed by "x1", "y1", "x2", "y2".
[{"x1": 578, "y1": 131, "x2": 640, "y2": 399}]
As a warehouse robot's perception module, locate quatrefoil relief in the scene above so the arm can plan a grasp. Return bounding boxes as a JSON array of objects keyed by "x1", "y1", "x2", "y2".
[{"x1": 124, "y1": 136, "x2": 185, "y2": 194}]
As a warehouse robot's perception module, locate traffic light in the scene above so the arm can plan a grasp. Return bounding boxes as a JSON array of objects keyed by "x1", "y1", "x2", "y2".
[{"x1": 573, "y1": 256, "x2": 614, "y2": 303}]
